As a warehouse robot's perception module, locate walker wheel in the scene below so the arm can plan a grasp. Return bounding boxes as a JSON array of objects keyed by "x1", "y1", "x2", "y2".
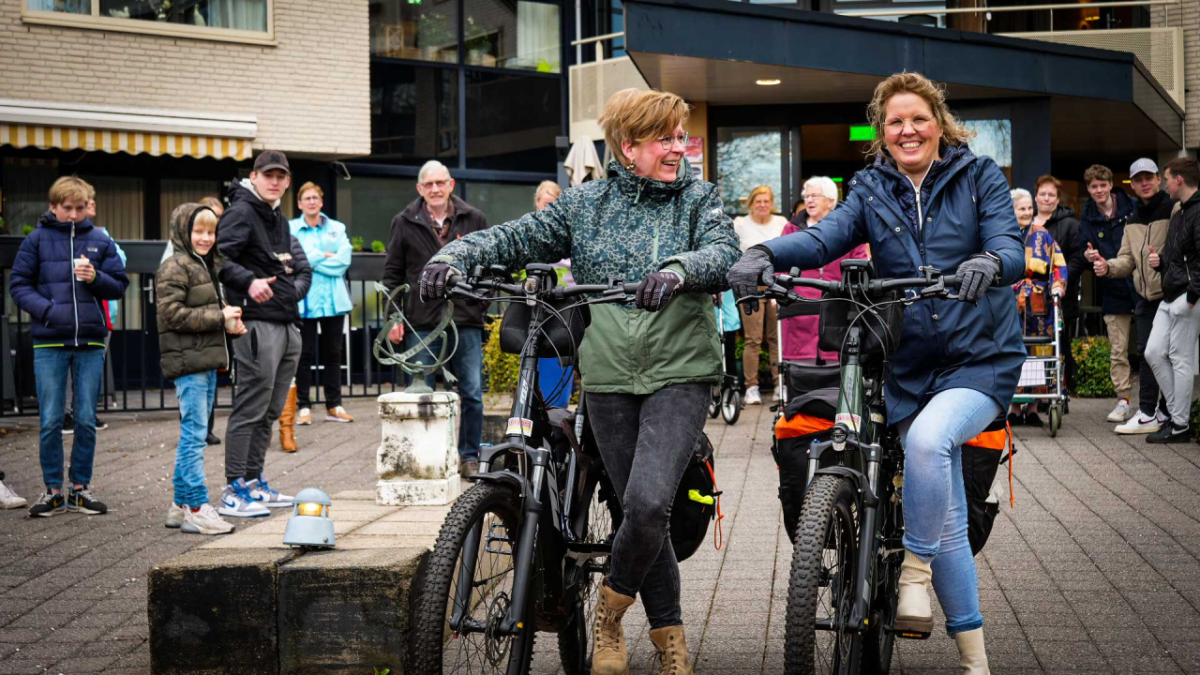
[{"x1": 1049, "y1": 406, "x2": 1061, "y2": 438}]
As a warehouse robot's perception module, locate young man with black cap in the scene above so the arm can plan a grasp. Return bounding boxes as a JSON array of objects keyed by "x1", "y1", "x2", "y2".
[
  {"x1": 217, "y1": 150, "x2": 312, "y2": 517},
  {"x1": 1093, "y1": 157, "x2": 1175, "y2": 434}
]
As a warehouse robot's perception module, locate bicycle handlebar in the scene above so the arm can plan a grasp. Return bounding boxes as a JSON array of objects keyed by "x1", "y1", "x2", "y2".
[{"x1": 446, "y1": 266, "x2": 639, "y2": 303}]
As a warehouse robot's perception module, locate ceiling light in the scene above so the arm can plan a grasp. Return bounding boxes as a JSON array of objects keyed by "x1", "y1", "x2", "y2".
[{"x1": 756, "y1": 79, "x2": 781, "y2": 86}]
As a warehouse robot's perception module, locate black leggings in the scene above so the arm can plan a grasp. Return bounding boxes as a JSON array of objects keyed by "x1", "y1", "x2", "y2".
[
  {"x1": 297, "y1": 316, "x2": 345, "y2": 409},
  {"x1": 586, "y1": 383, "x2": 710, "y2": 629}
]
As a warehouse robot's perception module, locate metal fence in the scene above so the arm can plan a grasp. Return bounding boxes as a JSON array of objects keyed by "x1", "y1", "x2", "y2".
[{"x1": 1, "y1": 236, "x2": 411, "y2": 416}]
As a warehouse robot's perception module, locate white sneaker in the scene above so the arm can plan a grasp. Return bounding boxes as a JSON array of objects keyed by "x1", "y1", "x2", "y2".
[
  {"x1": 773, "y1": 388, "x2": 782, "y2": 402},
  {"x1": 247, "y1": 476, "x2": 293, "y2": 508},
  {"x1": 1107, "y1": 399, "x2": 1133, "y2": 423},
  {"x1": 745, "y1": 386, "x2": 762, "y2": 406},
  {"x1": 181, "y1": 504, "x2": 235, "y2": 535},
  {"x1": 165, "y1": 502, "x2": 187, "y2": 528},
  {"x1": 297, "y1": 408, "x2": 312, "y2": 426},
  {"x1": 218, "y1": 480, "x2": 270, "y2": 518},
  {"x1": 1115, "y1": 411, "x2": 1161, "y2": 435},
  {"x1": 0, "y1": 479, "x2": 27, "y2": 509}
]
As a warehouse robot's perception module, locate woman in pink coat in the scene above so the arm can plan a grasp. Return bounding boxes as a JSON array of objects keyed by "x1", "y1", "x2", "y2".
[{"x1": 780, "y1": 176, "x2": 870, "y2": 361}]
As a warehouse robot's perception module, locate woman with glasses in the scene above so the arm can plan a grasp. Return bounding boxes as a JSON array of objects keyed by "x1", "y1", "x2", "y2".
[
  {"x1": 730, "y1": 72, "x2": 1026, "y2": 673},
  {"x1": 779, "y1": 176, "x2": 869, "y2": 364},
  {"x1": 288, "y1": 182, "x2": 355, "y2": 432},
  {"x1": 419, "y1": 87, "x2": 740, "y2": 675}
]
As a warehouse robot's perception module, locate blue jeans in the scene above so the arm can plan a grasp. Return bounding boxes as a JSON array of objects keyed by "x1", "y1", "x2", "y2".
[
  {"x1": 408, "y1": 327, "x2": 483, "y2": 462},
  {"x1": 35, "y1": 347, "x2": 105, "y2": 490},
  {"x1": 174, "y1": 371, "x2": 217, "y2": 507},
  {"x1": 898, "y1": 388, "x2": 1001, "y2": 636}
]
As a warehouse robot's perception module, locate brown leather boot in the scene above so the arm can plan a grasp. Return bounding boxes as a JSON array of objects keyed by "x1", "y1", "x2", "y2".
[
  {"x1": 648, "y1": 625, "x2": 693, "y2": 675},
  {"x1": 592, "y1": 581, "x2": 635, "y2": 675},
  {"x1": 279, "y1": 383, "x2": 298, "y2": 453}
]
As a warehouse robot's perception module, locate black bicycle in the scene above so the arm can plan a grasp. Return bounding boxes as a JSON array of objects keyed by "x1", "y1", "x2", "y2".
[
  {"x1": 408, "y1": 264, "x2": 715, "y2": 675},
  {"x1": 745, "y1": 260, "x2": 961, "y2": 675}
]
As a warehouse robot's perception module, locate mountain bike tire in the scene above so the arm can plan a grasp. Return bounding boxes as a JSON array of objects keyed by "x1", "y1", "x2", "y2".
[
  {"x1": 785, "y1": 475, "x2": 862, "y2": 675},
  {"x1": 408, "y1": 482, "x2": 535, "y2": 675}
]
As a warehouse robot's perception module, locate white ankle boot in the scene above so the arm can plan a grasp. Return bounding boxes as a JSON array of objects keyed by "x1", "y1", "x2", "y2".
[
  {"x1": 955, "y1": 627, "x2": 990, "y2": 674},
  {"x1": 895, "y1": 549, "x2": 933, "y2": 638}
]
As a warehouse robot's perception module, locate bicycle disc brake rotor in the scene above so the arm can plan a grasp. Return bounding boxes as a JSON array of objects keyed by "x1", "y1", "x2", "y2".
[{"x1": 483, "y1": 592, "x2": 513, "y2": 667}]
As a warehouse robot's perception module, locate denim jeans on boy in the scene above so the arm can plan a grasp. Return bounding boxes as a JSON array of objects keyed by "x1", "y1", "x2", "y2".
[
  {"x1": 407, "y1": 327, "x2": 483, "y2": 462},
  {"x1": 898, "y1": 387, "x2": 1002, "y2": 636},
  {"x1": 587, "y1": 383, "x2": 710, "y2": 629},
  {"x1": 35, "y1": 347, "x2": 105, "y2": 489},
  {"x1": 173, "y1": 371, "x2": 217, "y2": 507}
]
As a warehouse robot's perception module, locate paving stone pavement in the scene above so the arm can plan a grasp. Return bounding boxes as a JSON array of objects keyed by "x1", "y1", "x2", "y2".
[{"x1": 3, "y1": 395, "x2": 1200, "y2": 674}]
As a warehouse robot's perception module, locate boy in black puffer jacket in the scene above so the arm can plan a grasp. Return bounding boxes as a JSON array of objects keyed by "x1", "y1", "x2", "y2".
[{"x1": 9, "y1": 176, "x2": 128, "y2": 517}]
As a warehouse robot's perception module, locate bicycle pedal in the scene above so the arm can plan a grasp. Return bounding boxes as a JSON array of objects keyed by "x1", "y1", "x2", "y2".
[
  {"x1": 895, "y1": 630, "x2": 932, "y2": 640},
  {"x1": 485, "y1": 522, "x2": 513, "y2": 555}
]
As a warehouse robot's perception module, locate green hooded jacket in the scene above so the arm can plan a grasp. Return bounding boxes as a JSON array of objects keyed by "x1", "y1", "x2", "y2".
[{"x1": 434, "y1": 160, "x2": 740, "y2": 394}]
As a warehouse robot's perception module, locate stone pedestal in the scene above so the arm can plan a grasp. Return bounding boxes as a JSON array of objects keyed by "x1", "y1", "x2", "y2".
[{"x1": 376, "y1": 391, "x2": 462, "y2": 506}]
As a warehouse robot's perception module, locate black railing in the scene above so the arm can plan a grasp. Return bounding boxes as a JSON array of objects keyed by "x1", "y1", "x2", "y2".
[{"x1": 1, "y1": 236, "x2": 409, "y2": 416}]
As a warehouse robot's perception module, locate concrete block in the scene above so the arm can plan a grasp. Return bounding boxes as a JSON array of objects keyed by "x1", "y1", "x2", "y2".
[
  {"x1": 278, "y1": 547, "x2": 428, "y2": 675},
  {"x1": 377, "y1": 391, "x2": 461, "y2": 506},
  {"x1": 148, "y1": 547, "x2": 299, "y2": 675}
]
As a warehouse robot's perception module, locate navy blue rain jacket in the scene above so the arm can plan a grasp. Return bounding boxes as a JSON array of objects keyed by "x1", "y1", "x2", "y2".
[
  {"x1": 9, "y1": 213, "x2": 130, "y2": 347},
  {"x1": 761, "y1": 145, "x2": 1026, "y2": 424},
  {"x1": 1079, "y1": 190, "x2": 1138, "y2": 314}
]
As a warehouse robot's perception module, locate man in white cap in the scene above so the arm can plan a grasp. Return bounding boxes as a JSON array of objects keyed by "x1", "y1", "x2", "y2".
[{"x1": 1092, "y1": 157, "x2": 1175, "y2": 434}]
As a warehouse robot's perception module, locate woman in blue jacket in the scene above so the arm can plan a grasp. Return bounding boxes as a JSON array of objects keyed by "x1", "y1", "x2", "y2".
[
  {"x1": 288, "y1": 182, "x2": 354, "y2": 425},
  {"x1": 729, "y1": 72, "x2": 1025, "y2": 674}
]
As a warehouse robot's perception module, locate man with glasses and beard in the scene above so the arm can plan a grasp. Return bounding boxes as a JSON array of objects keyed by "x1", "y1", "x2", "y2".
[{"x1": 383, "y1": 160, "x2": 490, "y2": 476}]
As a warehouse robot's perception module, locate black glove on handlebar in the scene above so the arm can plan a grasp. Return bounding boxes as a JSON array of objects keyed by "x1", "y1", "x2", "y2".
[
  {"x1": 727, "y1": 248, "x2": 775, "y2": 315},
  {"x1": 956, "y1": 253, "x2": 1002, "y2": 304},
  {"x1": 636, "y1": 270, "x2": 682, "y2": 312},
  {"x1": 419, "y1": 262, "x2": 459, "y2": 302}
]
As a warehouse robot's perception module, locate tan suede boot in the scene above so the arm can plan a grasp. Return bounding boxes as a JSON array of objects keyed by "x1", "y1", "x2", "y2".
[
  {"x1": 592, "y1": 581, "x2": 635, "y2": 675},
  {"x1": 955, "y1": 628, "x2": 990, "y2": 674},
  {"x1": 894, "y1": 549, "x2": 933, "y2": 639},
  {"x1": 648, "y1": 625, "x2": 693, "y2": 675},
  {"x1": 279, "y1": 383, "x2": 298, "y2": 453}
]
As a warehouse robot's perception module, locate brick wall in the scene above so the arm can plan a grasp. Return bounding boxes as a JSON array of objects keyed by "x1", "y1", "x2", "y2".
[
  {"x1": 0, "y1": 0, "x2": 371, "y2": 157},
  {"x1": 1176, "y1": 0, "x2": 1200, "y2": 149}
]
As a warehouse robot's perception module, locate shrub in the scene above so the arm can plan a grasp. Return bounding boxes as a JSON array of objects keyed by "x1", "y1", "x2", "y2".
[
  {"x1": 351, "y1": 236, "x2": 364, "y2": 252},
  {"x1": 1191, "y1": 398, "x2": 1200, "y2": 438},
  {"x1": 481, "y1": 317, "x2": 519, "y2": 407},
  {"x1": 22, "y1": 224, "x2": 34, "y2": 236},
  {"x1": 371, "y1": 240, "x2": 386, "y2": 253},
  {"x1": 1070, "y1": 336, "x2": 1116, "y2": 398}
]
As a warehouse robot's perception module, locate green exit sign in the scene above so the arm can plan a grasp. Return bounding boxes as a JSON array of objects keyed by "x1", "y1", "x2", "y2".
[{"x1": 849, "y1": 125, "x2": 876, "y2": 141}]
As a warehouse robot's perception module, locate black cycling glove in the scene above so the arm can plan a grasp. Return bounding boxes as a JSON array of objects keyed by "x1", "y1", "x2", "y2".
[
  {"x1": 419, "y1": 262, "x2": 459, "y2": 302},
  {"x1": 727, "y1": 247, "x2": 775, "y2": 315},
  {"x1": 957, "y1": 253, "x2": 1002, "y2": 303},
  {"x1": 636, "y1": 270, "x2": 682, "y2": 312}
]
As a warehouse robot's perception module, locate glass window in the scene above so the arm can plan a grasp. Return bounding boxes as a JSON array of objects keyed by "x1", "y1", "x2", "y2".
[
  {"x1": 463, "y1": 181, "x2": 537, "y2": 226},
  {"x1": 94, "y1": 0, "x2": 266, "y2": 30},
  {"x1": 369, "y1": 0, "x2": 459, "y2": 63},
  {"x1": 1, "y1": 157, "x2": 58, "y2": 235},
  {"x1": 336, "y1": 175, "x2": 417, "y2": 327},
  {"x1": 26, "y1": 0, "x2": 89, "y2": 13},
  {"x1": 962, "y1": 120, "x2": 1012, "y2": 168},
  {"x1": 464, "y1": 0, "x2": 561, "y2": 72},
  {"x1": 160, "y1": 179, "x2": 222, "y2": 237},
  {"x1": 372, "y1": 64, "x2": 459, "y2": 166},
  {"x1": 466, "y1": 71, "x2": 560, "y2": 171},
  {"x1": 88, "y1": 175, "x2": 145, "y2": 241},
  {"x1": 717, "y1": 128, "x2": 782, "y2": 217}
]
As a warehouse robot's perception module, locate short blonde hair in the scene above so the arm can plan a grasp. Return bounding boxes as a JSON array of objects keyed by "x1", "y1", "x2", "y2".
[
  {"x1": 747, "y1": 185, "x2": 774, "y2": 209},
  {"x1": 297, "y1": 182, "x2": 324, "y2": 201},
  {"x1": 199, "y1": 196, "x2": 224, "y2": 216},
  {"x1": 866, "y1": 72, "x2": 975, "y2": 160},
  {"x1": 597, "y1": 88, "x2": 691, "y2": 167},
  {"x1": 534, "y1": 180, "x2": 562, "y2": 206},
  {"x1": 48, "y1": 176, "x2": 93, "y2": 206},
  {"x1": 193, "y1": 207, "x2": 220, "y2": 232}
]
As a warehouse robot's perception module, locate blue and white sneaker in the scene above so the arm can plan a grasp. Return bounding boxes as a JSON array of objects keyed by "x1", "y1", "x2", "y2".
[
  {"x1": 247, "y1": 475, "x2": 293, "y2": 509},
  {"x1": 218, "y1": 479, "x2": 270, "y2": 518}
]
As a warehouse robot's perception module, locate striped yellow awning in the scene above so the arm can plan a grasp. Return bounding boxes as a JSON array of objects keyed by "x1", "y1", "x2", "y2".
[{"x1": 0, "y1": 123, "x2": 252, "y2": 160}]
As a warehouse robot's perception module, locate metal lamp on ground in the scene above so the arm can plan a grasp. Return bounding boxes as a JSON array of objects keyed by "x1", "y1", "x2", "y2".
[{"x1": 283, "y1": 487, "x2": 336, "y2": 548}]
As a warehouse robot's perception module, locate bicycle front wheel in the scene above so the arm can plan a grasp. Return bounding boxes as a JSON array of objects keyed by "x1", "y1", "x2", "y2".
[
  {"x1": 785, "y1": 475, "x2": 861, "y2": 675},
  {"x1": 409, "y1": 482, "x2": 534, "y2": 675}
]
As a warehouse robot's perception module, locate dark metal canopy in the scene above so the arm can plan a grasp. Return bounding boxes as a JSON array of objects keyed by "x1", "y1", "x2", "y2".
[{"x1": 623, "y1": 0, "x2": 1183, "y2": 158}]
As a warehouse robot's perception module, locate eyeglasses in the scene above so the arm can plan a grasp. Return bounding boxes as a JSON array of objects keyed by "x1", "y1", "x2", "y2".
[
  {"x1": 655, "y1": 132, "x2": 690, "y2": 151},
  {"x1": 300, "y1": 195, "x2": 322, "y2": 202},
  {"x1": 802, "y1": 193, "x2": 825, "y2": 201},
  {"x1": 883, "y1": 115, "x2": 934, "y2": 133},
  {"x1": 421, "y1": 179, "x2": 450, "y2": 190}
]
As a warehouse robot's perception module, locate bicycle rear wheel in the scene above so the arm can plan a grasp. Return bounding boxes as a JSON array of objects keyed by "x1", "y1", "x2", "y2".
[
  {"x1": 558, "y1": 474, "x2": 622, "y2": 675},
  {"x1": 785, "y1": 475, "x2": 861, "y2": 675},
  {"x1": 409, "y1": 482, "x2": 534, "y2": 675}
]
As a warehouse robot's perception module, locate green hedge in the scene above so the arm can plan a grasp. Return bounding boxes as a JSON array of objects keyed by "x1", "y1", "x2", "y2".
[{"x1": 1070, "y1": 336, "x2": 1116, "y2": 398}]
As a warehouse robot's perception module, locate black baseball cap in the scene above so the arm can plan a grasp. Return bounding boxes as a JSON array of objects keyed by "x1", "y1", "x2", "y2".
[{"x1": 253, "y1": 150, "x2": 290, "y2": 175}]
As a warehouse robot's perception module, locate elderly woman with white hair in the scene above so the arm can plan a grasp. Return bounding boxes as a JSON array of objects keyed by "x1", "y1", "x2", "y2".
[
  {"x1": 778, "y1": 176, "x2": 869, "y2": 362},
  {"x1": 1009, "y1": 187, "x2": 1067, "y2": 428}
]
